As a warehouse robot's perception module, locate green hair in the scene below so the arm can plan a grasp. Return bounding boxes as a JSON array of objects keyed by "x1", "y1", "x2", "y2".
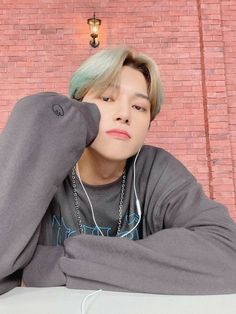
[{"x1": 69, "y1": 47, "x2": 164, "y2": 121}]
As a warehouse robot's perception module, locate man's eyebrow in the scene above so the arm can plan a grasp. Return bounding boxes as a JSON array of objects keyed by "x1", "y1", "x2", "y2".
[
  {"x1": 134, "y1": 93, "x2": 150, "y2": 101},
  {"x1": 108, "y1": 84, "x2": 118, "y2": 90},
  {"x1": 107, "y1": 84, "x2": 150, "y2": 101}
]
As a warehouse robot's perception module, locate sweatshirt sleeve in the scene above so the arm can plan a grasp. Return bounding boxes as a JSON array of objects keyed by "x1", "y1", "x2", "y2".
[
  {"x1": 58, "y1": 176, "x2": 236, "y2": 295},
  {"x1": 0, "y1": 92, "x2": 100, "y2": 294}
]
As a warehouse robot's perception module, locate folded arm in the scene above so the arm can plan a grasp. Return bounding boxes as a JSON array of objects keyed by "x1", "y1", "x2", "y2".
[
  {"x1": 59, "y1": 179, "x2": 236, "y2": 294},
  {"x1": 0, "y1": 92, "x2": 100, "y2": 294},
  {"x1": 23, "y1": 177, "x2": 236, "y2": 294}
]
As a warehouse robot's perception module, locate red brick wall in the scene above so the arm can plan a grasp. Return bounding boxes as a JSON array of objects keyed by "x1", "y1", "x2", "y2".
[
  {"x1": 221, "y1": 0, "x2": 236, "y2": 219},
  {"x1": 0, "y1": 0, "x2": 235, "y2": 219}
]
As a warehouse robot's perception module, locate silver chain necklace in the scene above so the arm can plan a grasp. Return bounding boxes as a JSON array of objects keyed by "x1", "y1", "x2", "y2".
[{"x1": 71, "y1": 165, "x2": 126, "y2": 235}]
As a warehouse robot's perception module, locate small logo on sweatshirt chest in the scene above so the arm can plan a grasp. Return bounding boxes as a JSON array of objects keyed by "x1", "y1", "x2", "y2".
[{"x1": 52, "y1": 104, "x2": 64, "y2": 116}]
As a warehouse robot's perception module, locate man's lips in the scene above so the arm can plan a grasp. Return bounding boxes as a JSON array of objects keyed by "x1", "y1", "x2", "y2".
[{"x1": 106, "y1": 129, "x2": 131, "y2": 139}]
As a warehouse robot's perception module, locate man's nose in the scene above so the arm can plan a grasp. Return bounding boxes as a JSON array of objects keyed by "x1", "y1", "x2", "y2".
[{"x1": 114, "y1": 101, "x2": 131, "y2": 124}]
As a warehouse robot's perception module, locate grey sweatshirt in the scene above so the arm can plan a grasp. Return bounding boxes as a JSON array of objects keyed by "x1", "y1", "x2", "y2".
[{"x1": 1, "y1": 92, "x2": 236, "y2": 295}]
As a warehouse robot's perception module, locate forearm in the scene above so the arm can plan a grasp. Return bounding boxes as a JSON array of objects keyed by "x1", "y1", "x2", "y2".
[
  {"x1": 21, "y1": 212, "x2": 236, "y2": 294},
  {"x1": 0, "y1": 92, "x2": 100, "y2": 294},
  {"x1": 22, "y1": 245, "x2": 66, "y2": 287},
  {"x1": 58, "y1": 224, "x2": 236, "y2": 295}
]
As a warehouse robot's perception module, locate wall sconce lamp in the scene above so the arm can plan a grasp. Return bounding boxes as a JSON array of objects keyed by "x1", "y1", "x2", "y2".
[{"x1": 87, "y1": 12, "x2": 101, "y2": 48}]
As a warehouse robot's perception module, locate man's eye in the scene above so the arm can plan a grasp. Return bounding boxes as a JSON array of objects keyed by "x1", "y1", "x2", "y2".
[
  {"x1": 101, "y1": 96, "x2": 112, "y2": 102},
  {"x1": 133, "y1": 105, "x2": 145, "y2": 112}
]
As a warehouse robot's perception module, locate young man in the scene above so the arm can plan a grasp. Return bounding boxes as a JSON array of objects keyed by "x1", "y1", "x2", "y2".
[{"x1": 0, "y1": 47, "x2": 236, "y2": 295}]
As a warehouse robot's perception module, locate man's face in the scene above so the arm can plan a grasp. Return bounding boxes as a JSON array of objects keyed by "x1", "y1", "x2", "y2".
[{"x1": 83, "y1": 65, "x2": 151, "y2": 161}]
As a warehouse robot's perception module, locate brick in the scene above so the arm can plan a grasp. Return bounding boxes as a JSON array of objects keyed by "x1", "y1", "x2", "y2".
[{"x1": 0, "y1": 0, "x2": 235, "y2": 219}]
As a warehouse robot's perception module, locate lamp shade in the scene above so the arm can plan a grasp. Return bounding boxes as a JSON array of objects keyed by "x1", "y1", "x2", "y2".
[{"x1": 87, "y1": 13, "x2": 101, "y2": 37}]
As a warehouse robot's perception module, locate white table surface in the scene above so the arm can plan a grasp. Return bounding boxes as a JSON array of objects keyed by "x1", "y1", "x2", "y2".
[{"x1": 0, "y1": 287, "x2": 236, "y2": 314}]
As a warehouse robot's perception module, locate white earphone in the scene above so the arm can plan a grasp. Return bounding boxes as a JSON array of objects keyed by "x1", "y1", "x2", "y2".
[
  {"x1": 120, "y1": 146, "x2": 142, "y2": 238},
  {"x1": 76, "y1": 146, "x2": 143, "y2": 238}
]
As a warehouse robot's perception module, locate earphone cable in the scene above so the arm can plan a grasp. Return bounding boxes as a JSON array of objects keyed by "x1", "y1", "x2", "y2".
[
  {"x1": 119, "y1": 146, "x2": 142, "y2": 238},
  {"x1": 76, "y1": 165, "x2": 105, "y2": 237},
  {"x1": 81, "y1": 289, "x2": 103, "y2": 314}
]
